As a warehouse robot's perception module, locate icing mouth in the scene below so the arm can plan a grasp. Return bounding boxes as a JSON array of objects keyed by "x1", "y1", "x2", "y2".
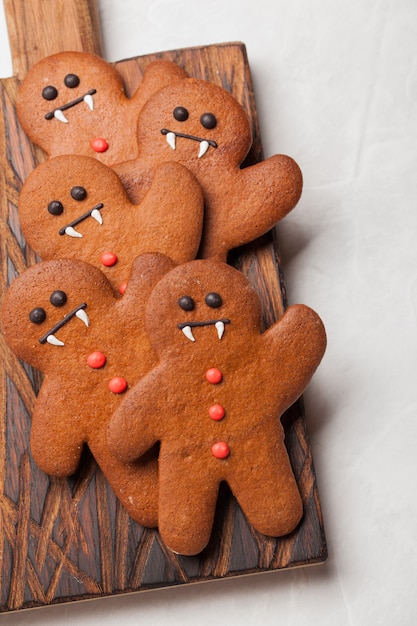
[
  {"x1": 59, "y1": 203, "x2": 104, "y2": 238},
  {"x1": 160, "y1": 128, "x2": 218, "y2": 158},
  {"x1": 177, "y1": 318, "x2": 230, "y2": 342},
  {"x1": 45, "y1": 89, "x2": 97, "y2": 123},
  {"x1": 39, "y1": 303, "x2": 89, "y2": 346}
]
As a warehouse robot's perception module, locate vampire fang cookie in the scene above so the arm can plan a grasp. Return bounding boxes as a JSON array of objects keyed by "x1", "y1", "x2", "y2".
[
  {"x1": 1, "y1": 254, "x2": 176, "y2": 527},
  {"x1": 16, "y1": 51, "x2": 187, "y2": 166},
  {"x1": 115, "y1": 77, "x2": 303, "y2": 261},
  {"x1": 107, "y1": 259, "x2": 326, "y2": 555},
  {"x1": 18, "y1": 155, "x2": 203, "y2": 294}
]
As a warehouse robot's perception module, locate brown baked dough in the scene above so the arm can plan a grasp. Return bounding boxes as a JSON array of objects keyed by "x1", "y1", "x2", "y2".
[
  {"x1": 108, "y1": 259, "x2": 326, "y2": 554},
  {"x1": 18, "y1": 155, "x2": 203, "y2": 294},
  {"x1": 1, "y1": 254, "x2": 176, "y2": 527},
  {"x1": 115, "y1": 77, "x2": 303, "y2": 261},
  {"x1": 16, "y1": 51, "x2": 187, "y2": 166}
]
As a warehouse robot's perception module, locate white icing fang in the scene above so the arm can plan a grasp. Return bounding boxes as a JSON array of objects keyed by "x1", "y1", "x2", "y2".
[
  {"x1": 215, "y1": 321, "x2": 225, "y2": 340},
  {"x1": 84, "y1": 93, "x2": 94, "y2": 111},
  {"x1": 166, "y1": 132, "x2": 176, "y2": 150},
  {"x1": 181, "y1": 325, "x2": 195, "y2": 342},
  {"x1": 54, "y1": 109, "x2": 68, "y2": 123},
  {"x1": 91, "y1": 208, "x2": 103, "y2": 224},
  {"x1": 65, "y1": 226, "x2": 83, "y2": 238},
  {"x1": 46, "y1": 334, "x2": 64, "y2": 346},
  {"x1": 198, "y1": 140, "x2": 210, "y2": 158},
  {"x1": 76, "y1": 309, "x2": 90, "y2": 327}
]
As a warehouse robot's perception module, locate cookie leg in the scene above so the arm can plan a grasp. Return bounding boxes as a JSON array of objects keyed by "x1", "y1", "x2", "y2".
[
  {"x1": 29, "y1": 384, "x2": 88, "y2": 476},
  {"x1": 158, "y1": 457, "x2": 219, "y2": 556},
  {"x1": 91, "y1": 443, "x2": 159, "y2": 528},
  {"x1": 228, "y1": 440, "x2": 303, "y2": 537}
]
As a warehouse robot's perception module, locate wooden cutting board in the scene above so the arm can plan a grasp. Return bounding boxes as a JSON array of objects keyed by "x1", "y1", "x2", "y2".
[{"x1": 0, "y1": 0, "x2": 327, "y2": 613}]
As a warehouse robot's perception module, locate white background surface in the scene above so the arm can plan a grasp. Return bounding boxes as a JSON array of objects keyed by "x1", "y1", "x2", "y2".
[{"x1": 1, "y1": 0, "x2": 417, "y2": 624}]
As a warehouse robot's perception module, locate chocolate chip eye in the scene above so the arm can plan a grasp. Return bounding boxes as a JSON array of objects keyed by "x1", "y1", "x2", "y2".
[
  {"x1": 48, "y1": 200, "x2": 64, "y2": 216},
  {"x1": 42, "y1": 85, "x2": 58, "y2": 101},
  {"x1": 64, "y1": 73, "x2": 80, "y2": 88},
  {"x1": 50, "y1": 290, "x2": 67, "y2": 307},
  {"x1": 70, "y1": 186, "x2": 87, "y2": 201},
  {"x1": 200, "y1": 113, "x2": 217, "y2": 129},
  {"x1": 173, "y1": 106, "x2": 189, "y2": 122},
  {"x1": 205, "y1": 292, "x2": 222, "y2": 308},
  {"x1": 178, "y1": 295, "x2": 195, "y2": 311},
  {"x1": 29, "y1": 307, "x2": 46, "y2": 324}
]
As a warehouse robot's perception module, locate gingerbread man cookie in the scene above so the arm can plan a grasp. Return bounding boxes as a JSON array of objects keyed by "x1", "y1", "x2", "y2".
[
  {"x1": 107, "y1": 259, "x2": 326, "y2": 554},
  {"x1": 1, "y1": 254, "x2": 176, "y2": 527},
  {"x1": 18, "y1": 155, "x2": 203, "y2": 294},
  {"x1": 115, "y1": 77, "x2": 303, "y2": 260},
  {"x1": 16, "y1": 51, "x2": 187, "y2": 165}
]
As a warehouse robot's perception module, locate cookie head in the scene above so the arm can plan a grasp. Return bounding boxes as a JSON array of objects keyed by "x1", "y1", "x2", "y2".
[
  {"x1": 16, "y1": 51, "x2": 126, "y2": 155},
  {"x1": 18, "y1": 155, "x2": 129, "y2": 261},
  {"x1": 145, "y1": 260, "x2": 262, "y2": 355},
  {"x1": 137, "y1": 79, "x2": 252, "y2": 167},
  {"x1": 1, "y1": 259, "x2": 114, "y2": 370}
]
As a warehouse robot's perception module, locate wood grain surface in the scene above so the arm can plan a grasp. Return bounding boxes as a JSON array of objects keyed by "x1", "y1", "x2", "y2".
[
  {"x1": 0, "y1": 1, "x2": 326, "y2": 613},
  {"x1": 4, "y1": 0, "x2": 103, "y2": 79}
]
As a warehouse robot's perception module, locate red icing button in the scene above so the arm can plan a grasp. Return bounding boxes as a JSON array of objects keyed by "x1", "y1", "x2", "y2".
[
  {"x1": 212, "y1": 441, "x2": 230, "y2": 459},
  {"x1": 101, "y1": 251, "x2": 118, "y2": 267},
  {"x1": 205, "y1": 368, "x2": 223, "y2": 384},
  {"x1": 91, "y1": 137, "x2": 109, "y2": 153},
  {"x1": 87, "y1": 351, "x2": 107, "y2": 369},
  {"x1": 108, "y1": 377, "x2": 127, "y2": 394},
  {"x1": 208, "y1": 404, "x2": 225, "y2": 421},
  {"x1": 119, "y1": 282, "x2": 127, "y2": 295}
]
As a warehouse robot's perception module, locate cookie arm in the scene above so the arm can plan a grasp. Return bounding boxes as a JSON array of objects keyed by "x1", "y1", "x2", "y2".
[
  {"x1": 135, "y1": 162, "x2": 204, "y2": 264},
  {"x1": 107, "y1": 370, "x2": 162, "y2": 463},
  {"x1": 266, "y1": 304, "x2": 327, "y2": 408},
  {"x1": 132, "y1": 60, "x2": 187, "y2": 111},
  {"x1": 200, "y1": 154, "x2": 302, "y2": 260},
  {"x1": 122, "y1": 253, "x2": 177, "y2": 303},
  {"x1": 240, "y1": 154, "x2": 303, "y2": 224}
]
